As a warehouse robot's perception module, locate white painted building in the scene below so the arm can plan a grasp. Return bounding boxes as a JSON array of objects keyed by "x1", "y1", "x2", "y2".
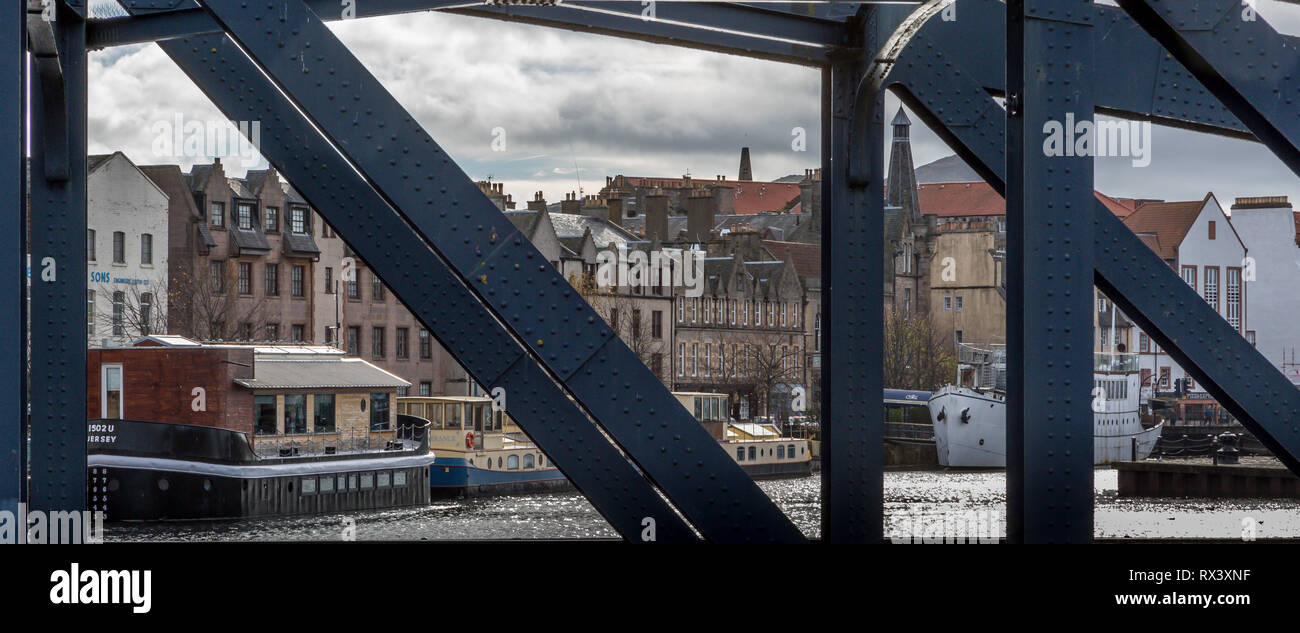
[
  {"x1": 1225, "y1": 196, "x2": 1300, "y2": 384},
  {"x1": 1120, "y1": 193, "x2": 1248, "y2": 405},
  {"x1": 87, "y1": 152, "x2": 170, "y2": 347}
]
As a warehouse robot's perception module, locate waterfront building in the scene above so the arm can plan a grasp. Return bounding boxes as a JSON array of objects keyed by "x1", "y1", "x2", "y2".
[
  {"x1": 1224, "y1": 196, "x2": 1300, "y2": 384},
  {"x1": 87, "y1": 152, "x2": 170, "y2": 347}
]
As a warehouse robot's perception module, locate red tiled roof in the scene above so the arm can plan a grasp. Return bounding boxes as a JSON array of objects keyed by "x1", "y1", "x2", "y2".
[
  {"x1": 1120, "y1": 196, "x2": 1208, "y2": 261},
  {"x1": 918, "y1": 180, "x2": 1152, "y2": 221},
  {"x1": 621, "y1": 176, "x2": 801, "y2": 215},
  {"x1": 762, "y1": 240, "x2": 821, "y2": 279}
]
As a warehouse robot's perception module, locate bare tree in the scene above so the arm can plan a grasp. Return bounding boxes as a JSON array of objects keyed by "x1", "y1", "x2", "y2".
[
  {"x1": 569, "y1": 271, "x2": 667, "y2": 381},
  {"x1": 740, "y1": 340, "x2": 804, "y2": 421},
  {"x1": 169, "y1": 263, "x2": 266, "y2": 341},
  {"x1": 882, "y1": 307, "x2": 955, "y2": 391},
  {"x1": 95, "y1": 276, "x2": 171, "y2": 344}
]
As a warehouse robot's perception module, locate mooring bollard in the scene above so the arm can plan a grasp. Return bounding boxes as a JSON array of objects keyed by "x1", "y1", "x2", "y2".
[{"x1": 1214, "y1": 431, "x2": 1240, "y2": 465}]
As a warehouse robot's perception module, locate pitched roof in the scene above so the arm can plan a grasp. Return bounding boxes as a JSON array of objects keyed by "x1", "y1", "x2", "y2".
[
  {"x1": 618, "y1": 176, "x2": 802, "y2": 215},
  {"x1": 762, "y1": 240, "x2": 820, "y2": 279},
  {"x1": 918, "y1": 180, "x2": 1154, "y2": 222},
  {"x1": 547, "y1": 212, "x2": 639, "y2": 248},
  {"x1": 1120, "y1": 196, "x2": 1209, "y2": 261}
]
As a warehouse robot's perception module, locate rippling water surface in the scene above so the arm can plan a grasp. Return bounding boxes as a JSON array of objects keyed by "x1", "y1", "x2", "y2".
[{"x1": 104, "y1": 468, "x2": 1300, "y2": 542}]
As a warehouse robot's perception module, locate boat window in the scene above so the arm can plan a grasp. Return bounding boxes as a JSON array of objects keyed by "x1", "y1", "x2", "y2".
[
  {"x1": 284, "y1": 394, "x2": 307, "y2": 434},
  {"x1": 747, "y1": 446, "x2": 756, "y2": 460},
  {"x1": 301, "y1": 477, "x2": 317, "y2": 495},
  {"x1": 524, "y1": 454, "x2": 535, "y2": 469},
  {"x1": 446, "y1": 404, "x2": 462, "y2": 430},
  {"x1": 788, "y1": 444, "x2": 796, "y2": 457},
  {"x1": 314, "y1": 394, "x2": 336, "y2": 433},
  {"x1": 473, "y1": 404, "x2": 485, "y2": 433},
  {"x1": 736, "y1": 447, "x2": 745, "y2": 461},
  {"x1": 319, "y1": 476, "x2": 334, "y2": 493},
  {"x1": 426, "y1": 403, "x2": 443, "y2": 429},
  {"x1": 777, "y1": 445, "x2": 785, "y2": 459},
  {"x1": 394, "y1": 471, "x2": 407, "y2": 487},
  {"x1": 694, "y1": 398, "x2": 703, "y2": 421},
  {"x1": 377, "y1": 472, "x2": 391, "y2": 488},
  {"x1": 102, "y1": 364, "x2": 123, "y2": 419},
  {"x1": 360, "y1": 472, "x2": 374, "y2": 489},
  {"x1": 507, "y1": 455, "x2": 520, "y2": 470},
  {"x1": 255, "y1": 395, "x2": 277, "y2": 435}
]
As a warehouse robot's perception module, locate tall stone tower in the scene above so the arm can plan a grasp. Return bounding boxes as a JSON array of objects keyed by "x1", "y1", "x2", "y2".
[
  {"x1": 885, "y1": 107, "x2": 920, "y2": 221},
  {"x1": 883, "y1": 106, "x2": 931, "y2": 319},
  {"x1": 738, "y1": 147, "x2": 753, "y2": 181}
]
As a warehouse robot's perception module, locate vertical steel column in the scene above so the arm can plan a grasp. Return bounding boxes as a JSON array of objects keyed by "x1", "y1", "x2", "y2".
[
  {"x1": 28, "y1": 6, "x2": 87, "y2": 514},
  {"x1": 1005, "y1": 0, "x2": 1094, "y2": 543},
  {"x1": 2, "y1": 0, "x2": 28, "y2": 517},
  {"x1": 822, "y1": 48, "x2": 881, "y2": 542}
]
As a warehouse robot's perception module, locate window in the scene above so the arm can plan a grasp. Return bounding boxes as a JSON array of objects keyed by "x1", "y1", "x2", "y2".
[
  {"x1": 748, "y1": 446, "x2": 756, "y2": 461},
  {"x1": 292, "y1": 265, "x2": 305, "y2": 297},
  {"x1": 1097, "y1": 295, "x2": 1107, "y2": 313},
  {"x1": 730, "y1": 299, "x2": 737, "y2": 325},
  {"x1": 112, "y1": 231, "x2": 125, "y2": 264},
  {"x1": 324, "y1": 267, "x2": 333, "y2": 294},
  {"x1": 524, "y1": 454, "x2": 535, "y2": 469},
  {"x1": 692, "y1": 343, "x2": 698, "y2": 377},
  {"x1": 372, "y1": 273, "x2": 384, "y2": 301},
  {"x1": 703, "y1": 299, "x2": 710, "y2": 324},
  {"x1": 255, "y1": 395, "x2": 277, "y2": 434},
  {"x1": 737, "y1": 447, "x2": 745, "y2": 462},
  {"x1": 238, "y1": 322, "x2": 252, "y2": 341},
  {"x1": 1181, "y1": 266, "x2": 1196, "y2": 289},
  {"x1": 1203, "y1": 266, "x2": 1219, "y2": 311},
  {"x1": 372, "y1": 327, "x2": 386, "y2": 358},
  {"x1": 703, "y1": 344, "x2": 710, "y2": 377},
  {"x1": 87, "y1": 229, "x2": 96, "y2": 261},
  {"x1": 347, "y1": 275, "x2": 359, "y2": 299},
  {"x1": 1139, "y1": 332, "x2": 1150, "y2": 353},
  {"x1": 955, "y1": 295, "x2": 964, "y2": 312},
  {"x1": 1247, "y1": 331, "x2": 1256, "y2": 346},
  {"x1": 101, "y1": 364, "x2": 123, "y2": 419},
  {"x1": 141, "y1": 234, "x2": 153, "y2": 265},
  {"x1": 210, "y1": 261, "x2": 225, "y2": 293},
  {"x1": 781, "y1": 303, "x2": 787, "y2": 326},
  {"x1": 815, "y1": 313, "x2": 821, "y2": 352},
  {"x1": 236, "y1": 203, "x2": 254, "y2": 230},
  {"x1": 677, "y1": 297, "x2": 684, "y2": 322},
  {"x1": 507, "y1": 455, "x2": 520, "y2": 470},
  {"x1": 652, "y1": 310, "x2": 663, "y2": 339},
  {"x1": 237, "y1": 262, "x2": 252, "y2": 294},
  {"x1": 263, "y1": 263, "x2": 279, "y2": 296},
  {"x1": 86, "y1": 291, "x2": 95, "y2": 338},
  {"x1": 314, "y1": 394, "x2": 335, "y2": 433},
  {"x1": 282, "y1": 395, "x2": 307, "y2": 434},
  {"x1": 678, "y1": 343, "x2": 685, "y2": 376},
  {"x1": 954, "y1": 329, "x2": 964, "y2": 345},
  {"x1": 210, "y1": 201, "x2": 225, "y2": 227},
  {"x1": 1208, "y1": 220, "x2": 1216, "y2": 240},
  {"x1": 322, "y1": 222, "x2": 333, "y2": 238},
  {"x1": 1227, "y1": 268, "x2": 1242, "y2": 331},
  {"x1": 1159, "y1": 366, "x2": 1171, "y2": 389},
  {"x1": 264, "y1": 207, "x2": 279, "y2": 232},
  {"x1": 140, "y1": 293, "x2": 153, "y2": 335},
  {"x1": 347, "y1": 326, "x2": 360, "y2": 355},
  {"x1": 691, "y1": 299, "x2": 697, "y2": 323},
  {"x1": 290, "y1": 207, "x2": 307, "y2": 234},
  {"x1": 419, "y1": 382, "x2": 431, "y2": 397},
  {"x1": 755, "y1": 302, "x2": 762, "y2": 326},
  {"x1": 291, "y1": 324, "x2": 305, "y2": 342},
  {"x1": 767, "y1": 302, "x2": 774, "y2": 325},
  {"x1": 370, "y1": 393, "x2": 391, "y2": 430},
  {"x1": 419, "y1": 329, "x2": 432, "y2": 359},
  {"x1": 266, "y1": 323, "x2": 280, "y2": 341},
  {"x1": 111, "y1": 291, "x2": 125, "y2": 336},
  {"x1": 632, "y1": 309, "x2": 642, "y2": 338},
  {"x1": 396, "y1": 328, "x2": 409, "y2": 359}
]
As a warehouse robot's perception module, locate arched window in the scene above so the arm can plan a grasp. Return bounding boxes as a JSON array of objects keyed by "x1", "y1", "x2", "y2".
[
  {"x1": 507, "y1": 454, "x2": 520, "y2": 470},
  {"x1": 523, "y1": 454, "x2": 535, "y2": 469}
]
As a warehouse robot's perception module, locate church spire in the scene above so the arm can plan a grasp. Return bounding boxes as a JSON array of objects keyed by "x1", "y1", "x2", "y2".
[
  {"x1": 886, "y1": 107, "x2": 921, "y2": 221},
  {"x1": 738, "y1": 147, "x2": 753, "y2": 181}
]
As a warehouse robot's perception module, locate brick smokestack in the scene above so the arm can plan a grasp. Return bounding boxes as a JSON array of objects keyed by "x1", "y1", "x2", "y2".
[
  {"x1": 645, "y1": 194, "x2": 669, "y2": 242},
  {"x1": 686, "y1": 190, "x2": 715, "y2": 243},
  {"x1": 527, "y1": 191, "x2": 547, "y2": 212},
  {"x1": 738, "y1": 147, "x2": 752, "y2": 181}
]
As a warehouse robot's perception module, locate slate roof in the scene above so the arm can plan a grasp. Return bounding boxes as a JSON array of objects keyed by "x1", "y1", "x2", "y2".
[
  {"x1": 762, "y1": 240, "x2": 820, "y2": 279},
  {"x1": 234, "y1": 358, "x2": 410, "y2": 390},
  {"x1": 283, "y1": 231, "x2": 322, "y2": 256},
  {"x1": 230, "y1": 227, "x2": 271, "y2": 252}
]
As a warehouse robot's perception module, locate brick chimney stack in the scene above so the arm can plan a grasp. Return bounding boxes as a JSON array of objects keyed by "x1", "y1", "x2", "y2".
[
  {"x1": 527, "y1": 191, "x2": 547, "y2": 212},
  {"x1": 561, "y1": 191, "x2": 581, "y2": 215},
  {"x1": 607, "y1": 197, "x2": 625, "y2": 226},
  {"x1": 686, "y1": 190, "x2": 715, "y2": 243},
  {"x1": 645, "y1": 194, "x2": 669, "y2": 242}
]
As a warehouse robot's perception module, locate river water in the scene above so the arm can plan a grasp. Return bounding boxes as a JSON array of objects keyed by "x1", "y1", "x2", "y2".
[{"x1": 103, "y1": 468, "x2": 1300, "y2": 542}]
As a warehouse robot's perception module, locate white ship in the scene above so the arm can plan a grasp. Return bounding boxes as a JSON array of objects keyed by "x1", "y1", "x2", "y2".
[{"x1": 929, "y1": 352, "x2": 1164, "y2": 467}]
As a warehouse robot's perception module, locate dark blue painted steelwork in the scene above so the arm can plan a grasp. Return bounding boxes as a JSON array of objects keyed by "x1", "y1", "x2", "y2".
[
  {"x1": 153, "y1": 30, "x2": 700, "y2": 542},
  {"x1": 1004, "y1": 0, "x2": 1096, "y2": 544},
  {"x1": 186, "y1": 0, "x2": 802, "y2": 543},
  {"x1": 27, "y1": 6, "x2": 88, "y2": 513},
  {"x1": 2, "y1": 0, "x2": 27, "y2": 516},
  {"x1": 94, "y1": 0, "x2": 844, "y2": 65}
]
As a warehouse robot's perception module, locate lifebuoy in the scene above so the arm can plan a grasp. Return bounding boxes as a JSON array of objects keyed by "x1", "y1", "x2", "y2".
[{"x1": 465, "y1": 431, "x2": 475, "y2": 450}]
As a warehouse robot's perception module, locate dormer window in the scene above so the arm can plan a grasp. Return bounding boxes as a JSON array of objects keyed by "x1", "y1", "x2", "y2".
[
  {"x1": 236, "y1": 203, "x2": 254, "y2": 230},
  {"x1": 290, "y1": 207, "x2": 308, "y2": 234},
  {"x1": 264, "y1": 207, "x2": 279, "y2": 233}
]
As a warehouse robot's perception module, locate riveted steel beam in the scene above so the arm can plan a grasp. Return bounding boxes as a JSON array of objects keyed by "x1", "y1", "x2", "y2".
[
  {"x1": 1114, "y1": 0, "x2": 1300, "y2": 176},
  {"x1": 3, "y1": 0, "x2": 29, "y2": 518},
  {"x1": 154, "y1": 30, "x2": 699, "y2": 543},
  {"x1": 28, "y1": 6, "x2": 88, "y2": 514},
  {"x1": 193, "y1": 0, "x2": 803, "y2": 543},
  {"x1": 881, "y1": 1, "x2": 1300, "y2": 490},
  {"x1": 92, "y1": 0, "x2": 846, "y2": 66},
  {"x1": 27, "y1": 0, "x2": 68, "y2": 181}
]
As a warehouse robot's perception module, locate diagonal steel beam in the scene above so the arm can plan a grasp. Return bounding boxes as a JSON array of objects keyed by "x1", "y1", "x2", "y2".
[
  {"x1": 156, "y1": 31, "x2": 699, "y2": 543},
  {"x1": 93, "y1": 0, "x2": 845, "y2": 66},
  {"x1": 1114, "y1": 0, "x2": 1300, "y2": 176},
  {"x1": 878, "y1": 5, "x2": 1300, "y2": 481},
  {"x1": 194, "y1": 0, "x2": 804, "y2": 543}
]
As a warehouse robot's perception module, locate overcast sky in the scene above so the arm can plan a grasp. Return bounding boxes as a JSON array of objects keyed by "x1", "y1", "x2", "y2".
[{"x1": 87, "y1": 1, "x2": 1300, "y2": 211}]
